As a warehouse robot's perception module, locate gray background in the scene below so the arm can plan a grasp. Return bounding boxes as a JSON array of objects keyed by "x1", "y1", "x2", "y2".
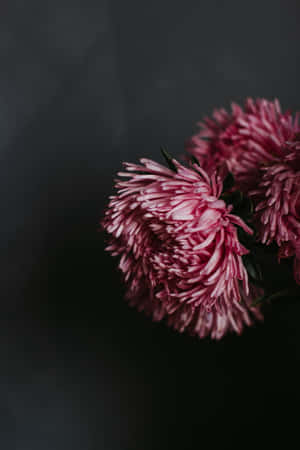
[{"x1": 1, "y1": 1, "x2": 300, "y2": 448}]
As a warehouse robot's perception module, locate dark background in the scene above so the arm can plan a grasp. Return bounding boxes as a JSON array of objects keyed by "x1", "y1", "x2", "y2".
[{"x1": 1, "y1": 1, "x2": 300, "y2": 448}]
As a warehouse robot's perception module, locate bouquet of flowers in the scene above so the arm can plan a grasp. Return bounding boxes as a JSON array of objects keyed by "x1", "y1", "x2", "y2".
[{"x1": 102, "y1": 98, "x2": 300, "y2": 339}]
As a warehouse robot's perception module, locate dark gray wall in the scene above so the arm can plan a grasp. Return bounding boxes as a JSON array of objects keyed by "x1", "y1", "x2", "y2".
[{"x1": 1, "y1": 1, "x2": 300, "y2": 448}]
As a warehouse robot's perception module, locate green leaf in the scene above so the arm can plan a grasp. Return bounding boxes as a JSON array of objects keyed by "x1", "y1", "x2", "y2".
[
  {"x1": 190, "y1": 155, "x2": 201, "y2": 166},
  {"x1": 242, "y1": 253, "x2": 263, "y2": 286},
  {"x1": 251, "y1": 288, "x2": 295, "y2": 307},
  {"x1": 160, "y1": 146, "x2": 177, "y2": 172},
  {"x1": 222, "y1": 172, "x2": 235, "y2": 192},
  {"x1": 251, "y1": 293, "x2": 267, "y2": 307},
  {"x1": 221, "y1": 190, "x2": 243, "y2": 209}
]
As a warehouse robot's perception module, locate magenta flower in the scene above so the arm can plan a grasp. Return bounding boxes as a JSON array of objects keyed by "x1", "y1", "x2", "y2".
[
  {"x1": 250, "y1": 138, "x2": 300, "y2": 284},
  {"x1": 185, "y1": 98, "x2": 299, "y2": 192},
  {"x1": 102, "y1": 157, "x2": 262, "y2": 339}
]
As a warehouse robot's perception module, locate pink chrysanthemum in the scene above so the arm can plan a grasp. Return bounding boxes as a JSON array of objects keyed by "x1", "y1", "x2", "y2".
[
  {"x1": 185, "y1": 98, "x2": 299, "y2": 192},
  {"x1": 102, "y1": 157, "x2": 263, "y2": 339},
  {"x1": 129, "y1": 283, "x2": 262, "y2": 340},
  {"x1": 250, "y1": 138, "x2": 300, "y2": 284}
]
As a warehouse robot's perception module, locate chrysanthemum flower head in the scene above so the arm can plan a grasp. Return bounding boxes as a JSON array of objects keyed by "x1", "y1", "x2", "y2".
[
  {"x1": 250, "y1": 136, "x2": 300, "y2": 284},
  {"x1": 185, "y1": 98, "x2": 299, "y2": 192},
  {"x1": 102, "y1": 156, "x2": 262, "y2": 339}
]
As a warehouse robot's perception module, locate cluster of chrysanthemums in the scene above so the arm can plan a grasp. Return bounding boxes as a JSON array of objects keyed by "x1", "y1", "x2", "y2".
[{"x1": 102, "y1": 98, "x2": 300, "y2": 339}]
